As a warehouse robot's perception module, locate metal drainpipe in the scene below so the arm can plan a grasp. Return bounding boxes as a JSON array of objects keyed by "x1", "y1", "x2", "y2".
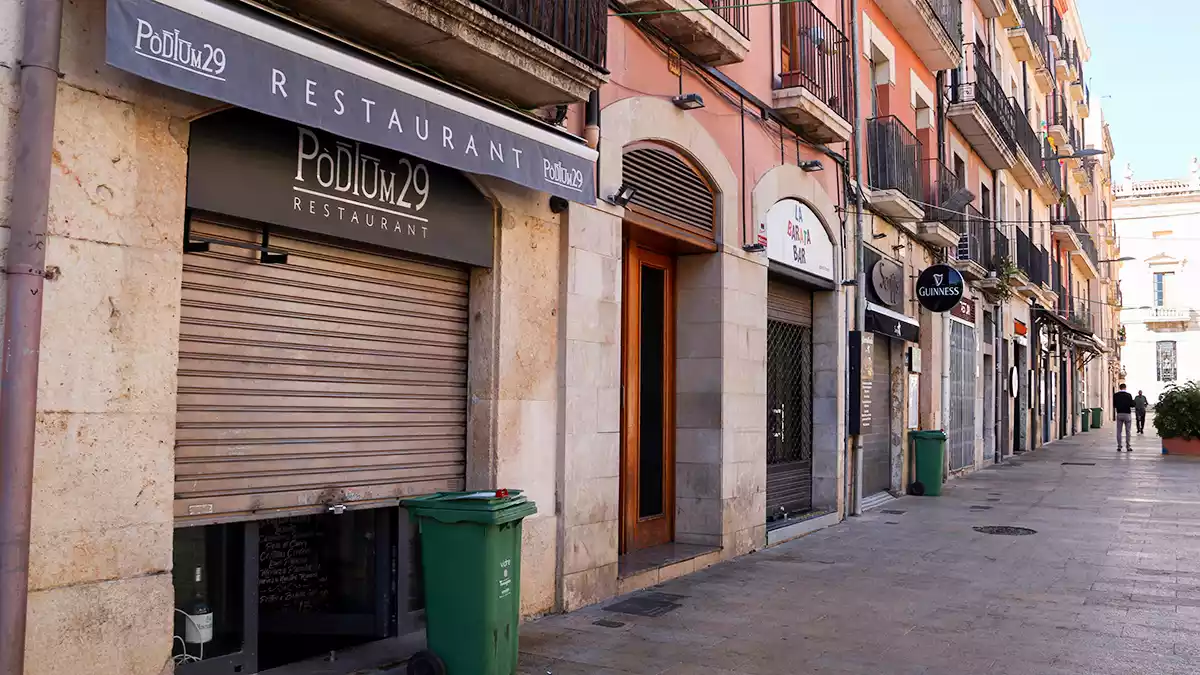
[
  {"x1": 848, "y1": 0, "x2": 865, "y2": 516},
  {"x1": 1, "y1": 1, "x2": 65, "y2": 672}
]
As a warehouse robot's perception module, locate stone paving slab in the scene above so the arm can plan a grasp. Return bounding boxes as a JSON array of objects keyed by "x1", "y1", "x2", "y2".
[{"x1": 519, "y1": 427, "x2": 1200, "y2": 675}]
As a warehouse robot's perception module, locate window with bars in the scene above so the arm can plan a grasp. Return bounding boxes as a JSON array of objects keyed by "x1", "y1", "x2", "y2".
[{"x1": 1157, "y1": 341, "x2": 1178, "y2": 382}]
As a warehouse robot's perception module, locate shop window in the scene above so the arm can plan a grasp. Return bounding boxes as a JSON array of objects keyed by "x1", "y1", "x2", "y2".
[
  {"x1": 1157, "y1": 341, "x2": 1178, "y2": 382},
  {"x1": 173, "y1": 508, "x2": 418, "y2": 675}
]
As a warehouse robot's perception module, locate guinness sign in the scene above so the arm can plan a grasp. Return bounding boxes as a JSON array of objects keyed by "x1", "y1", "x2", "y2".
[{"x1": 915, "y1": 264, "x2": 964, "y2": 313}]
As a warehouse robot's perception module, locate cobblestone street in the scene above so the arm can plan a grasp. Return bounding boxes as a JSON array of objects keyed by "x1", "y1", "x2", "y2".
[{"x1": 519, "y1": 428, "x2": 1200, "y2": 675}]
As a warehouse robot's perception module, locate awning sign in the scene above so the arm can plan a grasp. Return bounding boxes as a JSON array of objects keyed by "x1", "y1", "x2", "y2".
[{"x1": 105, "y1": 0, "x2": 597, "y2": 203}]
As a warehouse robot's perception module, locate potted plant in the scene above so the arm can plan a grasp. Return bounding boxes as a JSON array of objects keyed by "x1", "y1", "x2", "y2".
[{"x1": 1154, "y1": 381, "x2": 1200, "y2": 456}]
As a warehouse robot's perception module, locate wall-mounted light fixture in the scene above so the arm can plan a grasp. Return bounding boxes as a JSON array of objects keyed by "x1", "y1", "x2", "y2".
[
  {"x1": 607, "y1": 184, "x2": 637, "y2": 207},
  {"x1": 872, "y1": 232, "x2": 888, "y2": 240},
  {"x1": 672, "y1": 93, "x2": 705, "y2": 110},
  {"x1": 742, "y1": 242, "x2": 765, "y2": 253},
  {"x1": 549, "y1": 196, "x2": 569, "y2": 214},
  {"x1": 799, "y1": 160, "x2": 824, "y2": 172}
]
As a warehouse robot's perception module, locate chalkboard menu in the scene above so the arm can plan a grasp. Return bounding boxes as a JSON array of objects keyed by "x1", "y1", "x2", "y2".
[{"x1": 258, "y1": 517, "x2": 331, "y2": 613}]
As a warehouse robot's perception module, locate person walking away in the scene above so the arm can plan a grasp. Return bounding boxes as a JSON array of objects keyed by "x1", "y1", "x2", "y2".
[
  {"x1": 1114, "y1": 384, "x2": 1134, "y2": 452},
  {"x1": 1134, "y1": 390, "x2": 1149, "y2": 434}
]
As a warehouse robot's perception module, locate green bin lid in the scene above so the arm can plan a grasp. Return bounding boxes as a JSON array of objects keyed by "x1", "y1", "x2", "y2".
[
  {"x1": 908, "y1": 430, "x2": 947, "y2": 440},
  {"x1": 403, "y1": 490, "x2": 538, "y2": 525}
]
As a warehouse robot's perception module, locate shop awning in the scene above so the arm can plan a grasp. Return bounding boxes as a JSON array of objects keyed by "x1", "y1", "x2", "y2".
[
  {"x1": 105, "y1": 0, "x2": 597, "y2": 203},
  {"x1": 866, "y1": 302, "x2": 920, "y2": 342}
]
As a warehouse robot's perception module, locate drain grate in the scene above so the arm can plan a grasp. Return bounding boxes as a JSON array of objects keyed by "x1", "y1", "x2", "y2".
[
  {"x1": 592, "y1": 619, "x2": 626, "y2": 628},
  {"x1": 880, "y1": 509, "x2": 906, "y2": 515},
  {"x1": 1062, "y1": 462, "x2": 1096, "y2": 466},
  {"x1": 603, "y1": 592, "x2": 684, "y2": 617},
  {"x1": 974, "y1": 525, "x2": 1037, "y2": 536}
]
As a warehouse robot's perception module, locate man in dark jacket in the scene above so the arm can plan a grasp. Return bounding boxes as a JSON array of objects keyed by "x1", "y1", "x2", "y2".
[
  {"x1": 1114, "y1": 384, "x2": 1134, "y2": 451},
  {"x1": 1134, "y1": 390, "x2": 1150, "y2": 434}
]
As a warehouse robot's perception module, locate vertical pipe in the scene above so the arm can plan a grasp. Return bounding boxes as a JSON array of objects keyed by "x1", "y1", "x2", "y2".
[
  {"x1": 1, "y1": 1, "x2": 65, "y2": 672},
  {"x1": 849, "y1": 0, "x2": 865, "y2": 516}
]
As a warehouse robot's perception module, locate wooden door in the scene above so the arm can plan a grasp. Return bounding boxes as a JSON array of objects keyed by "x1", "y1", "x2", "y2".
[{"x1": 621, "y1": 242, "x2": 676, "y2": 553}]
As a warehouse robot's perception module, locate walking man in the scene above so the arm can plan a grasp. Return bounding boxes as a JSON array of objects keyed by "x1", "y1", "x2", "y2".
[
  {"x1": 1134, "y1": 390, "x2": 1149, "y2": 434},
  {"x1": 1114, "y1": 384, "x2": 1134, "y2": 452}
]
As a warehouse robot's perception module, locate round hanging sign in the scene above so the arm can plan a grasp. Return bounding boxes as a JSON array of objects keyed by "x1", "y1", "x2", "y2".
[
  {"x1": 870, "y1": 259, "x2": 904, "y2": 308},
  {"x1": 915, "y1": 264, "x2": 965, "y2": 312}
]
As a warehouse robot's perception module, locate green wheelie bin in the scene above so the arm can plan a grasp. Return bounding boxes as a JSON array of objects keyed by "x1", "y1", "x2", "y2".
[
  {"x1": 403, "y1": 490, "x2": 537, "y2": 675},
  {"x1": 1081, "y1": 409, "x2": 1091, "y2": 432},
  {"x1": 909, "y1": 430, "x2": 947, "y2": 497},
  {"x1": 1091, "y1": 407, "x2": 1103, "y2": 429}
]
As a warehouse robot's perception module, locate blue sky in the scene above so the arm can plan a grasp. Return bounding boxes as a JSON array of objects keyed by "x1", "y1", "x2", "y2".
[{"x1": 1085, "y1": 0, "x2": 1200, "y2": 181}]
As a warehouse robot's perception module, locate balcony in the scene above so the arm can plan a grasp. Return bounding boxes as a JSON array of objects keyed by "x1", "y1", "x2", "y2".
[
  {"x1": 1046, "y1": 2, "x2": 1064, "y2": 59},
  {"x1": 1047, "y1": 93, "x2": 1073, "y2": 154},
  {"x1": 998, "y1": 0, "x2": 1020, "y2": 28},
  {"x1": 622, "y1": 0, "x2": 751, "y2": 65},
  {"x1": 1041, "y1": 138, "x2": 1063, "y2": 201},
  {"x1": 1051, "y1": 206, "x2": 1083, "y2": 253},
  {"x1": 1078, "y1": 83, "x2": 1091, "y2": 117},
  {"x1": 978, "y1": 224, "x2": 1011, "y2": 293},
  {"x1": 1066, "y1": 41, "x2": 1081, "y2": 81},
  {"x1": 1073, "y1": 161, "x2": 1093, "y2": 195},
  {"x1": 917, "y1": 158, "x2": 967, "y2": 248},
  {"x1": 874, "y1": 0, "x2": 963, "y2": 71},
  {"x1": 947, "y1": 45, "x2": 1017, "y2": 171},
  {"x1": 948, "y1": 205, "x2": 992, "y2": 280},
  {"x1": 1055, "y1": 53, "x2": 1071, "y2": 81},
  {"x1": 1135, "y1": 307, "x2": 1192, "y2": 327},
  {"x1": 1009, "y1": 98, "x2": 1049, "y2": 194},
  {"x1": 272, "y1": 0, "x2": 609, "y2": 108},
  {"x1": 978, "y1": 0, "x2": 1007, "y2": 18},
  {"x1": 865, "y1": 116, "x2": 926, "y2": 221},
  {"x1": 1008, "y1": 0, "x2": 1050, "y2": 86},
  {"x1": 773, "y1": 2, "x2": 852, "y2": 143},
  {"x1": 1013, "y1": 227, "x2": 1033, "y2": 287}
]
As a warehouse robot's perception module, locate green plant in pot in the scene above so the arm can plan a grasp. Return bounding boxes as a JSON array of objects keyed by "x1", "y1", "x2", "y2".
[{"x1": 1154, "y1": 381, "x2": 1200, "y2": 455}]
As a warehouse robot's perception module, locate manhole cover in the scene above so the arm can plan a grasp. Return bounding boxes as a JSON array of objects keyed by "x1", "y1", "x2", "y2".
[
  {"x1": 974, "y1": 526, "x2": 1037, "y2": 536},
  {"x1": 603, "y1": 592, "x2": 684, "y2": 617},
  {"x1": 1062, "y1": 462, "x2": 1096, "y2": 466},
  {"x1": 881, "y1": 509, "x2": 906, "y2": 515},
  {"x1": 592, "y1": 619, "x2": 626, "y2": 628}
]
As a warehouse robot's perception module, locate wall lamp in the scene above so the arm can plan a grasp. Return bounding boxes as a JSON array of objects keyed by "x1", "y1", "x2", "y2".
[
  {"x1": 672, "y1": 93, "x2": 705, "y2": 110},
  {"x1": 1098, "y1": 256, "x2": 1135, "y2": 263},
  {"x1": 742, "y1": 243, "x2": 766, "y2": 253},
  {"x1": 1045, "y1": 148, "x2": 1106, "y2": 161},
  {"x1": 607, "y1": 184, "x2": 637, "y2": 207},
  {"x1": 799, "y1": 160, "x2": 824, "y2": 172},
  {"x1": 872, "y1": 232, "x2": 888, "y2": 240}
]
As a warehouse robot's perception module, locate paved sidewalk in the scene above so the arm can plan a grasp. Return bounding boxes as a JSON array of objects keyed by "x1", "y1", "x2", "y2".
[{"x1": 518, "y1": 427, "x2": 1200, "y2": 675}]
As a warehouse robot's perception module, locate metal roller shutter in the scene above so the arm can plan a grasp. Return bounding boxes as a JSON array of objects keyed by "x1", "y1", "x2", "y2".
[
  {"x1": 175, "y1": 220, "x2": 469, "y2": 524},
  {"x1": 861, "y1": 338, "x2": 892, "y2": 495},
  {"x1": 949, "y1": 321, "x2": 976, "y2": 471},
  {"x1": 766, "y1": 279, "x2": 814, "y2": 522}
]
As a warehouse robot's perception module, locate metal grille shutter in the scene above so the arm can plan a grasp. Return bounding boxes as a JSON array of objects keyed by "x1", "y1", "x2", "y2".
[
  {"x1": 861, "y1": 339, "x2": 892, "y2": 495},
  {"x1": 623, "y1": 146, "x2": 715, "y2": 235},
  {"x1": 767, "y1": 278, "x2": 814, "y2": 327},
  {"x1": 175, "y1": 220, "x2": 469, "y2": 524},
  {"x1": 949, "y1": 321, "x2": 976, "y2": 470}
]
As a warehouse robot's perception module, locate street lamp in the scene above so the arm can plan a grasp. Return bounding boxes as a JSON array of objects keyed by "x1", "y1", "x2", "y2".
[
  {"x1": 1044, "y1": 148, "x2": 1107, "y2": 161},
  {"x1": 1098, "y1": 256, "x2": 1135, "y2": 263}
]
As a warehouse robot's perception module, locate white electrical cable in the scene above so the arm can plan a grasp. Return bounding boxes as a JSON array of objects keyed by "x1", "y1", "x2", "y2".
[{"x1": 173, "y1": 609, "x2": 205, "y2": 665}]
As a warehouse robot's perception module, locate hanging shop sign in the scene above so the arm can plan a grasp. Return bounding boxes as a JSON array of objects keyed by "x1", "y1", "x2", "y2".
[
  {"x1": 1014, "y1": 320, "x2": 1028, "y2": 337},
  {"x1": 764, "y1": 199, "x2": 835, "y2": 282},
  {"x1": 915, "y1": 264, "x2": 964, "y2": 312},
  {"x1": 188, "y1": 109, "x2": 496, "y2": 267},
  {"x1": 105, "y1": 0, "x2": 596, "y2": 203},
  {"x1": 870, "y1": 258, "x2": 904, "y2": 308},
  {"x1": 865, "y1": 302, "x2": 920, "y2": 343}
]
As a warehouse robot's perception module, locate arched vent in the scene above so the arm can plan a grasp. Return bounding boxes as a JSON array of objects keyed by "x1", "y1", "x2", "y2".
[{"x1": 623, "y1": 145, "x2": 716, "y2": 237}]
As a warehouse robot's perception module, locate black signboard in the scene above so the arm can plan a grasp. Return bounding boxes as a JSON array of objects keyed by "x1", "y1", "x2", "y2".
[
  {"x1": 915, "y1": 264, "x2": 965, "y2": 312},
  {"x1": 866, "y1": 307, "x2": 920, "y2": 343},
  {"x1": 105, "y1": 0, "x2": 596, "y2": 203},
  {"x1": 187, "y1": 109, "x2": 495, "y2": 267}
]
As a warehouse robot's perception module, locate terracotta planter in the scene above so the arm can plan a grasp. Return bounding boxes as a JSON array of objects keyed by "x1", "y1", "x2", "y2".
[{"x1": 1161, "y1": 437, "x2": 1200, "y2": 456}]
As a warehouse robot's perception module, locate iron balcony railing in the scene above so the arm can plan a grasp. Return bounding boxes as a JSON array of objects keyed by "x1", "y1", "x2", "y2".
[
  {"x1": 867, "y1": 116, "x2": 925, "y2": 203},
  {"x1": 1045, "y1": 138, "x2": 1064, "y2": 194},
  {"x1": 1015, "y1": 0, "x2": 1049, "y2": 65},
  {"x1": 1011, "y1": 97, "x2": 1041, "y2": 168},
  {"x1": 993, "y1": 226, "x2": 1011, "y2": 270},
  {"x1": 1053, "y1": 259, "x2": 1064, "y2": 310},
  {"x1": 952, "y1": 44, "x2": 1018, "y2": 150},
  {"x1": 473, "y1": 0, "x2": 608, "y2": 69},
  {"x1": 1049, "y1": 90, "x2": 1070, "y2": 130},
  {"x1": 952, "y1": 205, "x2": 993, "y2": 269},
  {"x1": 703, "y1": 0, "x2": 750, "y2": 37},
  {"x1": 927, "y1": 0, "x2": 964, "y2": 47},
  {"x1": 1033, "y1": 245, "x2": 1049, "y2": 287},
  {"x1": 1047, "y1": 1, "x2": 1063, "y2": 44},
  {"x1": 777, "y1": 1, "x2": 851, "y2": 122},
  {"x1": 922, "y1": 157, "x2": 960, "y2": 222},
  {"x1": 1015, "y1": 227, "x2": 1033, "y2": 278}
]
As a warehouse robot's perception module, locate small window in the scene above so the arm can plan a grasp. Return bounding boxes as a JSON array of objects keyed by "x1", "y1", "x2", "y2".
[
  {"x1": 1153, "y1": 271, "x2": 1174, "y2": 307},
  {"x1": 1157, "y1": 341, "x2": 1178, "y2": 382}
]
